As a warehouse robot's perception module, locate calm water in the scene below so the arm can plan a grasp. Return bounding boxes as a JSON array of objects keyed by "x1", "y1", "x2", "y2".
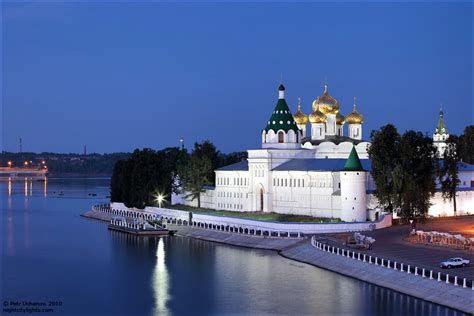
[{"x1": 0, "y1": 178, "x2": 466, "y2": 316}]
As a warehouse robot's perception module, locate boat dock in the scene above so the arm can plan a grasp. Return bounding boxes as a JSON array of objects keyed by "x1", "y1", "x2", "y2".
[{"x1": 108, "y1": 217, "x2": 174, "y2": 236}]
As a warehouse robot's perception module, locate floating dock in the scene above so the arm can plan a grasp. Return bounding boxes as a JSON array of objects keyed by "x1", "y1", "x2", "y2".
[{"x1": 108, "y1": 217, "x2": 175, "y2": 236}]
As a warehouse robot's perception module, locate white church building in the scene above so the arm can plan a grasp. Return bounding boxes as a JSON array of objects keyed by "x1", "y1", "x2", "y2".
[{"x1": 173, "y1": 84, "x2": 474, "y2": 221}]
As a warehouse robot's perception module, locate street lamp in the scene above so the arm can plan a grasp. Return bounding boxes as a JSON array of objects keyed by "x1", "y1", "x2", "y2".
[
  {"x1": 155, "y1": 193, "x2": 166, "y2": 208},
  {"x1": 7, "y1": 161, "x2": 12, "y2": 167},
  {"x1": 24, "y1": 161, "x2": 28, "y2": 167}
]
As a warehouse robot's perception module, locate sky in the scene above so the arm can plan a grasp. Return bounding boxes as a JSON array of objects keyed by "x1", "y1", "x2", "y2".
[{"x1": 1, "y1": 1, "x2": 472, "y2": 154}]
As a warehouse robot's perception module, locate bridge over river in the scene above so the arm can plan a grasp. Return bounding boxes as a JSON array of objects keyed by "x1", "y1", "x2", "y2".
[{"x1": 0, "y1": 167, "x2": 48, "y2": 180}]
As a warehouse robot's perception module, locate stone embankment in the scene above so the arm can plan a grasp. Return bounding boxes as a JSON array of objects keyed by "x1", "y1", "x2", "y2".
[
  {"x1": 83, "y1": 205, "x2": 473, "y2": 314},
  {"x1": 281, "y1": 239, "x2": 474, "y2": 314}
]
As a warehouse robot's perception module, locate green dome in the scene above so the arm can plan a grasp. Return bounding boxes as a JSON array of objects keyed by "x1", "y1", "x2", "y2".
[{"x1": 264, "y1": 98, "x2": 300, "y2": 133}]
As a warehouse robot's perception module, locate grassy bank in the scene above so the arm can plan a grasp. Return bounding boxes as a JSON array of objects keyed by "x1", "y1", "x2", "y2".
[{"x1": 166, "y1": 204, "x2": 341, "y2": 223}]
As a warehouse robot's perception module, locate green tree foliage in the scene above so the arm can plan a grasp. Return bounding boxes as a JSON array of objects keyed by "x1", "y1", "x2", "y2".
[
  {"x1": 438, "y1": 135, "x2": 461, "y2": 215},
  {"x1": 367, "y1": 124, "x2": 400, "y2": 213},
  {"x1": 397, "y1": 131, "x2": 437, "y2": 219},
  {"x1": 177, "y1": 152, "x2": 213, "y2": 208},
  {"x1": 459, "y1": 125, "x2": 474, "y2": 164},
  {"x1": 109, "y1": 141, "x2": 246, "y2": 208},
  {"x1": 110, "y1": 147, "x2": 188, "y2": 208},
  {"x1": 369, "y1": 125, "x2": 437, "y2": 219}
]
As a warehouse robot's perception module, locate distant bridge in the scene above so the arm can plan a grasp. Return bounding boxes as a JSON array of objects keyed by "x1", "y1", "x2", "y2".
[{"x1": 0, "y1": 167, "x2": 48, "y2": 179}]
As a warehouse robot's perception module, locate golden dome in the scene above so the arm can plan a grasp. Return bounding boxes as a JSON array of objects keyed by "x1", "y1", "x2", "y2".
[
  {"x1": 346, "y1": 97, "x2": 364, "y2": 124},
  {"x1": 309, "y1": 104, "x2": 327, "y2": 124},
  {"x1": 336, "y1": 112, "x2": 345, "y2": 125},
  {"x1": 293, "y1": 97, "x2": 309, "y2": 124},
  {"x1": 312, "y1": 84, "x2": 340, "y2": 115}
]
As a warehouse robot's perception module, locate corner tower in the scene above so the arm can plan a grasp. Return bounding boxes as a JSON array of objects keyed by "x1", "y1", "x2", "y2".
[
  {"x1": 340, "y1": 146, "x2": 367, "y2": 222},
  {"x1": 262, "y1": 84, "x2": 301, "y2": 149}
]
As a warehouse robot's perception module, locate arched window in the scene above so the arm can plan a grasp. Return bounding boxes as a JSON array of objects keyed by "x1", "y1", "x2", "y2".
[{"x1": 278, "y1": 131, "x2": 284, "y2": 143}]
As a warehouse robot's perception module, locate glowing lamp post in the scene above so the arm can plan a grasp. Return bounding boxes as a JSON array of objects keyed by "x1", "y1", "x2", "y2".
[
  {"x1": 7, "y1": 161, "x2": 12, "y2": 168},
  {"x1": 156, "y1": 194, "x2": 165, "y2": 209}
]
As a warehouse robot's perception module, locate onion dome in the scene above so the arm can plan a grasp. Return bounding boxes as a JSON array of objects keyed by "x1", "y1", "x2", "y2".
[
  {"x1": 309, "y1": 104, "x2": 327, "y2": 124},
  {"x1": 336, "y1": 112, "x2": 345, "y2": 125},
  {"x1": 312, "y1": 84, "x2": 340, "y2": 115},
  {"x1": 293, "y1": 97, "x2": 309, "y2": 125},
  {"x1": 346, "y1": 97, "x2": 364, "y2": 124},
  {"x1": 264, "y1": 84, "x2": 300, "y2": 133}
]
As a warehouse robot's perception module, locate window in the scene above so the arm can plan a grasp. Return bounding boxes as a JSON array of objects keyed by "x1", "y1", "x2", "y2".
[
  {"x1": 278, "y1": 131, "x2": 284, "y2": 143},
  {"x1": 338, "y1": 182, "x2": 341, "y2": 189}
]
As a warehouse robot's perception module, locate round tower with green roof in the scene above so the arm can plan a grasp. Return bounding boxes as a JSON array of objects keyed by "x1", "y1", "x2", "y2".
[
  {"x1": 262, "y1": 84, "x2": 302, "y2": 149},
  {"x1": 340, "y1": 146, "x2": 367, "y2": 222}
]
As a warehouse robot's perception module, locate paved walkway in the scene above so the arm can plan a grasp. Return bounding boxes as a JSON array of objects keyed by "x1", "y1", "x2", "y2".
[
  {"x1": 169, "y1": 224, "x2": 305, "y2": 251},
  {"x1": 324, "y1": 222, "x2": 474, "y2": 281},
  {"x1": 281, "y1": 240, "x2": 474, "y2": 314}
]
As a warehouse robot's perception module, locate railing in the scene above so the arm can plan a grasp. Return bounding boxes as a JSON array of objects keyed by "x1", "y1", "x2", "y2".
[
  {"x1": 311, "y1": 236, "x2": 473, "y2": 290},
  {"x1": 93, "y1": 204, "x2": 304, "y2": 239}
]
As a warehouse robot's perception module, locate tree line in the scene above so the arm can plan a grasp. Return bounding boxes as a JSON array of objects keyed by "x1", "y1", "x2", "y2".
[
  {"x1": 110, "y1": 141, "x2": 246, "y2": 208},
  {"x1": 368, "y1": 125, "x2": 473, "y2": 220}
]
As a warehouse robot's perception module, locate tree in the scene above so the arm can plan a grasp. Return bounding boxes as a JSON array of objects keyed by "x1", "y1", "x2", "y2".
[
  {"x1": 109, "y1": 147, "x2": 189, "y2": 208},
  {"x1": 177, "y1": 153, "x2": 212, "y2": 208},
  {"x1": 397, "y1": 131, "x2": 437, "y2": 219},
  {"x1": 459, "y1": 125, "x2": 474, "y2": 164},
  {"x1": 368, "y1": 124, "x2": 401, "y2": 213},
  {"x1": 438, "y1": 135, "x2": 461, "y2": 216},
  {"x1": 369, "y1": 125, "x2": 437, "y2": 220},
  {"x1": 192, "y1": 141, "x2": 220, "y2": 185}
]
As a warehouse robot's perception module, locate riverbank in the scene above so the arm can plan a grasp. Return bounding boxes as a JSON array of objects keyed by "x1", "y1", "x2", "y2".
[
  {"x1": 83, "y1": 209, "x2": 473, "y2": 314},
  {"x1": 169, "y1": 224, "x2": 474, "y2": 314}
]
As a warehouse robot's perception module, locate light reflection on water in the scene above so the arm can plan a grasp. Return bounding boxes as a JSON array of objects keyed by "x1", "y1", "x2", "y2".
[{"x1": 0, "y1": 178, "x2": 468, "y2": 316}]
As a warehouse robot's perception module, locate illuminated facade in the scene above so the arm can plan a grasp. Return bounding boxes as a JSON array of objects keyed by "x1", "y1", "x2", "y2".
[{"x1": 173, "y1": 84, "x2": 474, "y2": 220}]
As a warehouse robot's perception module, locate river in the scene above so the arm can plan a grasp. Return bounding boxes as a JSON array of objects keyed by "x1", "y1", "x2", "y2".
[{"x1": 0, "y1": 178, "x2": 465, "y2": 315}]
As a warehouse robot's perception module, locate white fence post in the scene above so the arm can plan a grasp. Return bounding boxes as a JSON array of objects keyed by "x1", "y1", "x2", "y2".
[
  {"x1": 429, "y1": 270, "x2": 433, "y2": 279},
  {"x1": 422, "y1": 268, "x2": 425, "y2": 278},
  {"x1": 375, "y1": 257, "x2": 378, "y2": 265},
  {"x1": 363, "y1": 254, "x2": 366, "y2": 262},
  {"x1": 394, "y1": 262, "x2": 397, "y2": 270},
  {"x1": 369, "y1": 256, "x2": 372, "y2": 264},
  {"x1": 462, "y1": 278, "x2": 467, "y2": 288},
  {"x1": 407, "y1": 265, "x2": 411, "y2": 274},
  {"x1": 414, "y1": 267, "x2": 418, "y2": 276},
  {"x1": 446, "y1": 274, "x2": 449, "y2": 284},
  {"x1": 454, "y1": 276, "x2": 458, "y2": 286},
  {"x1": 437, "y1": 272, "x2": 441, "y2": 282}
]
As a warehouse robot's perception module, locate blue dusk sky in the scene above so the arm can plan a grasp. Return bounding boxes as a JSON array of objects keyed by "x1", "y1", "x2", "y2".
[{"x1": 1, "y1": 1, "x2": 472, "y2": 153}]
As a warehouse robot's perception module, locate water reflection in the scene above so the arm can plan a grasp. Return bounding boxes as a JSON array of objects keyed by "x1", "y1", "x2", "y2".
[
  {"x1": 152, "y1": 238, "x2": 170, "y2": 316},
  {"x1": 1, "y1": 179, "x2": 468, "y2": 316}
]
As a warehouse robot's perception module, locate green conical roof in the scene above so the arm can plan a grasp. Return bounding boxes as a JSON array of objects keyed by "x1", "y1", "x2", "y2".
[
  {"x1": 264, "y1": 98, "x2": 299, "y2": 133},
  {"x1": 343, "y1": 146, "x2": 364, "y2": 171},
  {"x1": 435, "y1": 109, "x2": 448, "y2": 135}
]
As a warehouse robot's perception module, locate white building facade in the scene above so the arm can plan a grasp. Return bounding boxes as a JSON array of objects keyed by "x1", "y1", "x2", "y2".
[{"x1": 173, "y1": 84, "x2": 474, "y2": 221}]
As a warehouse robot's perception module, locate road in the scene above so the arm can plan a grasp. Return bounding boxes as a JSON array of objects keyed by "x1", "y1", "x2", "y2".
[{"x1": 324, "y1": 216, "x2": 474, "y2": 281}]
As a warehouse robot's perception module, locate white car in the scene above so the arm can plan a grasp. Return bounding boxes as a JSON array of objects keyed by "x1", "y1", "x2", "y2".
[{"x1": 439, "y1": 257, "x2": 470, "y2": 269}]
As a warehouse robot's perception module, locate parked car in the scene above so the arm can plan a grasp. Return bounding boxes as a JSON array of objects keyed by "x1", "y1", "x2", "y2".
[{"x1": 439, "y1": 258, "x2": 470, "y2": 269}]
